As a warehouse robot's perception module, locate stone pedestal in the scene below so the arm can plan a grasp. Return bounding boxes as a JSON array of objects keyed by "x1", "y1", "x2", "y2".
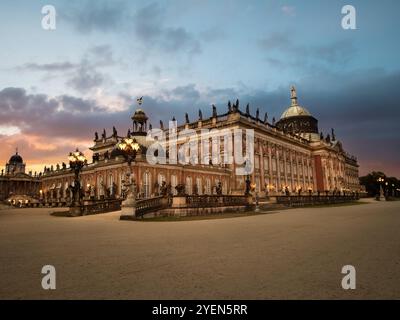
[
  {"x1": 122, "y1": 193, "x2": 136, "y2": 207},
  {"x1": 120, "y1": 206, "x2": 136, "y2": 220},
  {"x1": 172, "y1": 196, "x2": 187, "y2": 208}
]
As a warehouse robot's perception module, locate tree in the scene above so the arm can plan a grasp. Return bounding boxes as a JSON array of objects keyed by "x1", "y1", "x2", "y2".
[{"x1": 359, "y1": 171, "x2": 399, "y2": 197}]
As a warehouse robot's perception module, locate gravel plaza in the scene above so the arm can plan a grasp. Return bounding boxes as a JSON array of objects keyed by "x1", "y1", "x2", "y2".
[{"x1": 0, "y1": 199, "x2": 399, "y2": 300}]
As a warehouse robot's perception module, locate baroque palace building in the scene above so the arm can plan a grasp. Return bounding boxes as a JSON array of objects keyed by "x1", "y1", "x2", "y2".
[
  {"x1": 35, "y1": 86, "x2": 360, "y2": 204},
  {"x1": 1, "y1": 86, "x2": 360, "y2": 204}
]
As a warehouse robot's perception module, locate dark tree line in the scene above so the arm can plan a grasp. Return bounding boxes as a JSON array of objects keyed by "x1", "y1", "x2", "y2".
[{"x1": 359, "y1": 171, "x2": 400, "y2": 197}]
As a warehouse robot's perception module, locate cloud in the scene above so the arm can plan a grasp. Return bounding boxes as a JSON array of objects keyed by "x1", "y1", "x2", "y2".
[
  {"x1": 132, "y1": 3, "x2": 202, "y2": 55},
  {"x1": 259, "y1": 32, "x2": 355, "y2": 68},
  {"x1": 62, "y1": 1, "x2": 128, "y2": 33},
  {"x1": 199, "y1": 26, "x2": 226, "y2": 43},
  {"x1": 281, "y1": 6, "x2": 296, "y2": 17},
  {"x1": 61, "y1": 2, "x2": 201, "y2": 57},
  {"x1": 15, "y1": 45, "x2": 116, "y2": 93},
  {"x1": 169, "y1": 84, "x2": 201, "y2": 101},
  {"x1": 66, "y1": 65, "x2": 106, "y2": 93},
  {"x1": 86, "y1": 45, "x2": 116, "y2": 66},
  {"x1": 0, "y1": 125, "x2": 21, "y2": 136},
  {"x1": 17, "y1": 62, "x2": 77, "y2": 72}
]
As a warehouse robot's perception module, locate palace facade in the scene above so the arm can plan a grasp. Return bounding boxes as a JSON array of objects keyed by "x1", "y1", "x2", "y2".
[{"x1": 35, "y1": 86, "x2": 360, "y2": 204}]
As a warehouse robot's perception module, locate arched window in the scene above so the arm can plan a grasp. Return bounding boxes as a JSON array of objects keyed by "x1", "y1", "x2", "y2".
[
  {"x1": 98, "y1": 176, "x2": 104, "y2": 197},
  {"x1": 205, "y1": 178, "x2": 211, "y2": 194},
  {"x1": 214, "y1": 178, "x2": 220, "y2": 195},
  {"x1": 143, "y1": 171, "x2": 151, "y2": 198},
  {"x1": 109, "y1": 173, "x2": 114, "y2": 195},
  {"x1": 158, "y1": 173, "x2": 165, "y2": 188},
  {"x1": 196, "y1": 177, "x2": 202, "y2": 195},
  {"x1": 256, "y1": 177, "x2": 261, "y2": 192},
  {"x1": 223, "y1": 181, "x2": 228, "y2": 195},
  {"x1": 157, "y1": 173, "x2": 166, "y2": 195},
  {"x1": 185, "y1": 176, "x2": 192, "y2": 195},
  {"x1": 119, "y1": 172, "x2": 124, "y2": 196},
  {"x1": 171, "y1": 175, "x2": 177, "y2": 195}
]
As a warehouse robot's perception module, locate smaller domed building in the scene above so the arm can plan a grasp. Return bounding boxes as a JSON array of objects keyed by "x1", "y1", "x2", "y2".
[
  {"x1": 0, "y1": 150, "x2": 41, "y2": 204},
  {"x1": 5, "y1": 151, "x2": 25, "y2": 175}
]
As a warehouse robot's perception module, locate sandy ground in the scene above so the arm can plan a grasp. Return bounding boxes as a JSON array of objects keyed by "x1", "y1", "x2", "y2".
[{"x1": 0, "y1": 200, "x2": 399, "y2": 300}]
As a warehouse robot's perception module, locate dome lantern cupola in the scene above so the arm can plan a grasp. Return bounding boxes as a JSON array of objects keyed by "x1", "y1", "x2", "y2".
[
  {"x1": 276, "y1": 86, "x2": 319, "y2": 141},
  {"x1": 131, "y1": 108, "x2": 148, "y2": 135},
  {"x1": 9, "y1": 149, "x2": 23, "y2": 164}
]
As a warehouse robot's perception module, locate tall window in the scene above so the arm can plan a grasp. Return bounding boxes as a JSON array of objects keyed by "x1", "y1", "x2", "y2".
[
  {"x1": 143, "y1": 171, "x2": 151, "y2": 198},
  {"x1": 264, "y1": 158, "x2": 269, "y2": 173},
  {"x1": 255, "y1": 156, "x2": 260, "y2": 169},
  {"x1": 119, "y1": 173, "x2": 124, "y2": 196},
  {"x1": 196, "y1": 177, "x2": 202, "y2": 195},
  {"x1": 109, "y1": 173, "x2": 114, "y2": 195},
  {"x1": 158, "y1": 173, "x2": 165, "y2": 186},
  {"x1": 205, "y1": 178, "x2": 211, "y2": 194},
  {"x1": 158, "y1": 173, "x2": 165, "y2": 194},
  {"x1": 223, "y1": 181, "x2": 228, "y2": 194},
  {"x1": 185, "y1": 176, "x2": 192, "y2": 195},
  {"x1": 171, "y1": 175, "x2": 177, "y2": 195},
  {"x1": 98, "y1": 176, "x2": 104, "y2": 197}
]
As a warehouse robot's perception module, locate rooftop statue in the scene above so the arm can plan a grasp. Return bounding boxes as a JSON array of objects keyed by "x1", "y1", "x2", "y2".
[
  {"x1": 212, "y1": 104, "x2": 217, "y2": 117},
  {"x1": 228, "y1": 101, "x2": 232, "y2": 113}
]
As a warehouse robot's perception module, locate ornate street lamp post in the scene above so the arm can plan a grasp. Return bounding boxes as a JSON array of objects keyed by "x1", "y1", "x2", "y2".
[
  {"x1": 117, "y1": 137, "x2": 140, "y2": 208},
  {"x1": 377, "y1": 177, "x2": 385, "y2": 201},
  {"x1": 68, "y1": 148, "x2": 87, "y2": 209}
]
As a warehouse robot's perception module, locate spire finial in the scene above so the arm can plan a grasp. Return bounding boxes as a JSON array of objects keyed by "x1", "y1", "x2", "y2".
[
  {"x1": 16, "y1": 147, "x2": 18, "y2": 155},
  {"x1": 290, "y1": 85, "x2": 297, "y2": 106}
]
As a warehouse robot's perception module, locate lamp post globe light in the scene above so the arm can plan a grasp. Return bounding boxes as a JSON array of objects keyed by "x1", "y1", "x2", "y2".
[
  {"x1": 117, "y1": 137, "x2": 140, "y2": 209},
  {"x1": 68, "y1": 148, "x2": 87, "y2": 210}
]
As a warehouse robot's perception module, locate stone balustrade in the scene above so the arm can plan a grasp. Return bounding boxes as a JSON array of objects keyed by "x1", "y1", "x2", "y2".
[{"x1": 275, "y1": 194, "x2": 359, "y2": 207}]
